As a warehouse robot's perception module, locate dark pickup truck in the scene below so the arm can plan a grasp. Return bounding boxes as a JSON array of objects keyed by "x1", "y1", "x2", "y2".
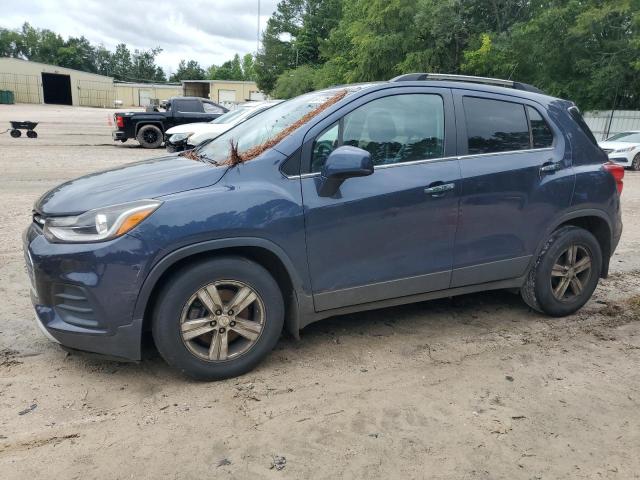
[{"x1": 112, "y1": 96, "x2": 228, "y2": 148}]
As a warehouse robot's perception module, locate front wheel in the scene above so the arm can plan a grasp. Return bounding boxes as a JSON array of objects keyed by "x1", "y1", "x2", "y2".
[
  {"x1": 521, "y1": 226, "x2": 602, "y2": 317},
  {"x1": 152, "y1": 257, "x2": 284, "y2": 380},
  {"x1": 631, "y1": 153, "x2": 640, "y2": 171}
]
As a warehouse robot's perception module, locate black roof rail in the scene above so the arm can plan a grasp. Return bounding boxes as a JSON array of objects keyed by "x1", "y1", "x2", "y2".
[{"x1": 390, "y1": 73, "x2": 544, "y2": 94}]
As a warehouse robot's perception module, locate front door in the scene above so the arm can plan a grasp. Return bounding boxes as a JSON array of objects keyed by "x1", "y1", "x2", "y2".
[
  {"x1": 300, "y1": 89, "x2": 461, "y2": 311},
  {"x1": 450, "y1": 91, "x2": 575, "y2": 287}
]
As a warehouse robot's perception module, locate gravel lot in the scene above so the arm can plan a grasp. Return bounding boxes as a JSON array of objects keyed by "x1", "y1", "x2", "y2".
[{"x1": 1, "y1": 104, "x2": 639, "y2": 479}]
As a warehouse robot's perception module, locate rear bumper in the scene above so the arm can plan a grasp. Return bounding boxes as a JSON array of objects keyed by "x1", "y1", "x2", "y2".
[
  {"x1": 112, "y1": 130, "x2": 127, "y2": 141},
  {"x1": 23, "y1": 223, "x2": 149, "y2": 361}
]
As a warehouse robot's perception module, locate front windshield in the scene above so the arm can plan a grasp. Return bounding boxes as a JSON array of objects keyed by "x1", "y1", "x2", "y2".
[
  {"x1": 209, "y1": 107, "x2": 250, "y2": 125},
  {"x1": 606, "y1": 132, "x2": 640, "y2": 143},
  {"x1": 198, "y1": 86, "x2": 365, "y2": 164}
]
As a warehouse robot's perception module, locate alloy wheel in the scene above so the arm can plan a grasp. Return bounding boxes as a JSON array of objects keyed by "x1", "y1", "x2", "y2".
[
  {"x1": 144, "y1": 129, "x2": 158, "y2": 143},
  {"x1": 179, "y1": 280, "x2": 265, "y2": 362},
  {"x1": 550, "y1": 244, "x2": 592, "y2": 302}
]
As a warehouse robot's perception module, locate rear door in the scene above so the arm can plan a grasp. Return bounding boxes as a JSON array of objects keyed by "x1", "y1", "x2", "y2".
[
  {"x1": 300, "y1": 87, "x2": 461, "y2": 311},
  {"x1": 450, "y1": 90, "x2": 574, "y2": 287},
  {"x1": 171, "y1": 99, "x2": 209, "y2": 126}
]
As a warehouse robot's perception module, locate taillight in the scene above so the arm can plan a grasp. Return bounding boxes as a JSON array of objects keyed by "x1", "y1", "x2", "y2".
[
  {"x1": 604, "y1": 161, "x2": 624, "y2": 194},
  {"x1": 115, "y1": 115, "x2": 124, "y2": 128}
]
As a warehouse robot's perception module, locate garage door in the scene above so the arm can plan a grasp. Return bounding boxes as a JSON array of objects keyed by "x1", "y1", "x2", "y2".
[
  {"x1": 42, "y1": 73, "x2": 72, "y2": 105},
  {"x1": 249, "y1": 91, "x2": 265, "y2": 101},
  {"x1": 138, "y1": 89, "x2": 152, "y2": 106},
  {"x1": 218, "y1": 90, "x2": 236, "y2": 103}
]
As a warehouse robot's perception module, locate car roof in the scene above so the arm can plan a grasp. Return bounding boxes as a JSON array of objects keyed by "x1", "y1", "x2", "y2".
[
  {"x1": 316, "y1": 75, "x2": 559, "y2": 107},
  {"x1": 168, "y1": 96, "x2": 214, "y2": 102}
]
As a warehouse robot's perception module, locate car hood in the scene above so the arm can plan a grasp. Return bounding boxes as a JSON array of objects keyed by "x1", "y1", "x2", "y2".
[
  {"x1": 166, "y1": 122, "x2": 220, "y2": 135},
  {"x1": 599, "y1": 141, "x2": 640, "y2": 151},
  {"x1": 35, "y1": 155, "x2": 228, "y2": 216},
  {"x1": 188, "y1": 124, "x2": 233, "y2": 145}
]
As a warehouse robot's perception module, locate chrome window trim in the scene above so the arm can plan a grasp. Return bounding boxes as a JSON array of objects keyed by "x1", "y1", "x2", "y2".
[
  {"x1": 284, "y1": 146, "x2": 554, "y2": 179},
  {"x1": 459, "y1": 146, "x2": 554, "y2": 160}
]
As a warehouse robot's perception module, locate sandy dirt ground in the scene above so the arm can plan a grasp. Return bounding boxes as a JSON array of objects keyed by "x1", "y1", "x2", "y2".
[{"x1": 1, "y1": 104, "x2": 639, "y2": 479}]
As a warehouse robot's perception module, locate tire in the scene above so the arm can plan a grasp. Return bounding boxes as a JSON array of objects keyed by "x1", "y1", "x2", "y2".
[
  {"x1": 165, "y1": 144, "x2": 177, "y2": 153},
  {"x1": 631, "y1": 153, "x2": 640, "y2": 171},
  {"x1": 152, "y1": 256, "x2": 284, "y2": 380},
  {"x1": 27, "y1": 130, "x2": 37, "y2": 138},
  {"x1": 136, "y1": 124, "x2": 163, "y2": 148},
  {"x1": 10, "y1": 129, "x2": 21, "y2": 138},
  {"x1": 120, "y1": 138, "x2": 127, "y2": 143},
  {"x1": 521, "y1": 226, "x2": 602, "y2": 317}
]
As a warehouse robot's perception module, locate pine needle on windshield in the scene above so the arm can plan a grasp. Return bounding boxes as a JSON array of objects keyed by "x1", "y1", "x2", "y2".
[{"x1": 221, "y1": 89, "x2": 348, "y2": 166}]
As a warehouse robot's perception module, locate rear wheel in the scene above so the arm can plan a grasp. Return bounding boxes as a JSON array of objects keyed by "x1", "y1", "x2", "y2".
[
  {"x1": 152, "y1": 257, "x2": 284, "y2": 380},
  {"x1": 136, "y1": 124, "x2": 163, "y2": 148},
  {"x1": 26, "y1": 130, "x2": 37, "y2": 138},
  {"x1": 10, "y1": 129, "x2": 20, "y2": 138},
  {"x1": 521, "y1": 226, "x2": 601, "y2": 316}
]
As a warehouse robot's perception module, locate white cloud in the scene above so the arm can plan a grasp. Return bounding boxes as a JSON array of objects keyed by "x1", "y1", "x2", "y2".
[{"x1": 0, "y1": 0, "x2": 280, "y2": 74}]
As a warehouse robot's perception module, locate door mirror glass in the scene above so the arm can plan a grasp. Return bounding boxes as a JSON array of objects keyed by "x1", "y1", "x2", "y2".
[{"x1": 318, "y1": 146, "x2": 373, "y2": 197}]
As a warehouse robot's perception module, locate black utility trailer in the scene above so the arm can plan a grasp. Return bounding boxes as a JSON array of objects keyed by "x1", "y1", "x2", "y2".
[{"x1": 9, "y1": 121, "x2": 38, "y2": 138}]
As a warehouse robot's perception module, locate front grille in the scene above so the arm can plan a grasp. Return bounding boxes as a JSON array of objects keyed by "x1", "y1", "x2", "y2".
[{"x1": 52, "y1": 284, "x2": 99, "y2": 328}]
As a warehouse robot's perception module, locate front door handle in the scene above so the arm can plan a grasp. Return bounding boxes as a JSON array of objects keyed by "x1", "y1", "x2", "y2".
[
  {"x1": 540, "y1": 161, "x2": 561, "y2": 174},
  {"x1": 424, "y1": 182, "x2": 455, "y2": 197}
]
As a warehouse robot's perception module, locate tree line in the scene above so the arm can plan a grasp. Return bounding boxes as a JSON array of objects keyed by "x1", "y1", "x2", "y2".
[
  {"x1": 255, "y1": 0, "x2": 640, "y2": 110},
  {"x1": 0, "y1": 23, "x2": 255, "y2": 83}
]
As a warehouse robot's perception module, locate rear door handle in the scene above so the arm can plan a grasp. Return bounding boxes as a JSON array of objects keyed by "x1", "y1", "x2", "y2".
[
  {"x1": 424, "y1": 182, "x2": 455, "y2": 197},
  {"x1": 540, "y1": 161, "x2": 561, "y2": 174}
]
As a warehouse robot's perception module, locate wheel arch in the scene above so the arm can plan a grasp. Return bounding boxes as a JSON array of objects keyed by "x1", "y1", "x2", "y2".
[
  {"x1": 135, "y1": 121, "x2": 164, "y2": 136},
  {"x1": 135, "y1": 238, "x2": 308, "y2": 340},
  {"x1": 538, "y1": 209, "x2": 613, "y2": 278}
]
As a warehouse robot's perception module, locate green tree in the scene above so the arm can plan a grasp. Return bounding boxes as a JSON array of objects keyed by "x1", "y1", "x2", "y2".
[
  {"x1": 273, "y1": 64, "x2": 317, "y2": 98},
  {"x1": 241, "y1": 53, "x2": 256, "y2": 80},
  {"x1": 131, "y1": 47, "x2": 166, "y2": 81},
  {"x1": 170, "y1": 59, "x2": 206, "y2": 82}
]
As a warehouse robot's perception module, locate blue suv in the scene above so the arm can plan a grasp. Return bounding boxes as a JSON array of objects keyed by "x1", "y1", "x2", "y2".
[{"x1": 24, "y1": 74, "x2": 624, "y2": 380}]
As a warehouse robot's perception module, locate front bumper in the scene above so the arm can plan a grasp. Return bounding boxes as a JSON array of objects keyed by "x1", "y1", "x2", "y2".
[
  {"x1": 165, "y1": 136, "x2": 191, "y2": 152},
  {"x1": 607, "y1": 152, "x2": 634, "y2": 166},
  {"x1": 23, "y1": 222, "x2": 150, "y2": 361}
]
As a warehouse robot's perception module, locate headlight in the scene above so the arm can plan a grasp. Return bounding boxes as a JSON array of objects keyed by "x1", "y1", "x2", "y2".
[
  {"x1": 169, "y1": 132, "x2": 194, "y2": 143},
  {"x1": 44, "y1": 200, "x2": 162, "y2": 243},
  {"x1": 614, "y1": 146, "x2": 635, "y2": 153}
]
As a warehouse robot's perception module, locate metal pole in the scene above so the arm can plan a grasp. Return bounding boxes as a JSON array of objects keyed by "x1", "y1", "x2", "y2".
[{"x1": 257, "y1": 0, "x2": 261, "y2": 53}]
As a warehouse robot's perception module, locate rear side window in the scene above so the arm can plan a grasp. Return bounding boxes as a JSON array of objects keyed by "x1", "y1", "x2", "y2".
[
  {"x1": 527, "y1": 106, "x2": 554, "y2": 148},
  {"x1": 175, "y1": 99, "x2": 203, "y2": 113},
  {"x1": 568, "y1": 106, "x2": 598, "y2": 146},
  {"x1": 463, "y1": 97, "x2": 530, "y2": 154}
]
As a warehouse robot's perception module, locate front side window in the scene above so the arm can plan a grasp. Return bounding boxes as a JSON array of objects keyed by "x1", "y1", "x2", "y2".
[
  {"x1": 311, "y1": 94, "x2": 445, "y2": 172},
  {"x1": 464, "y1": 97, "x2": 530, "y2": 154},
  {"x1": 203, "y1": 102, "x2": 225, "y2": 114}
]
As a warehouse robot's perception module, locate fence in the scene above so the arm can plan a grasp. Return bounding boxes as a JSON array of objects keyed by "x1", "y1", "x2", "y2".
[
  {"x1": 76, "y1": 79, "x2": 115, "y2": 108},
  {"x1": 0, "y1": 73, "x2": 41, "y2": 103},
  {"x1": 584, "y1": 110, "x2": 640, "y2": 141}
]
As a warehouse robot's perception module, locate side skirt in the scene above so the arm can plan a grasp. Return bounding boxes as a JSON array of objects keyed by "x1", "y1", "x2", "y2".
[{"x1": 299, "y1": 275, "x2": 526, "y2": 329}]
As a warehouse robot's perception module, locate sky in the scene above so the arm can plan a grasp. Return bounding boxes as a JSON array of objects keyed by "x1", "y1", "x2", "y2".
[{"x1": 0, "y1": 0, "x2": 280, "y2": 76}]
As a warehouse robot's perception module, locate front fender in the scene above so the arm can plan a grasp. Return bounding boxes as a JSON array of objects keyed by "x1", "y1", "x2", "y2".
[{"x1": 132, "y1": 237, "x2": 312, "y2": 336}]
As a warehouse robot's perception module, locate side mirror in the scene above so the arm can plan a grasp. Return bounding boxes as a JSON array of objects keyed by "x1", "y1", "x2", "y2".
[{"x1": 318, "y1": 146, "x2": 373, "y2": 197}]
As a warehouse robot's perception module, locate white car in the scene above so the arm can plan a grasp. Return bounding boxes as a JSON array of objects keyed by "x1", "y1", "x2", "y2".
[
  {"x1": 598, "y1": 131, "x2": 640, "y2": 170},
  {"x1": 165, "y1": 100, "x2": 282, "y2": 152}
]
